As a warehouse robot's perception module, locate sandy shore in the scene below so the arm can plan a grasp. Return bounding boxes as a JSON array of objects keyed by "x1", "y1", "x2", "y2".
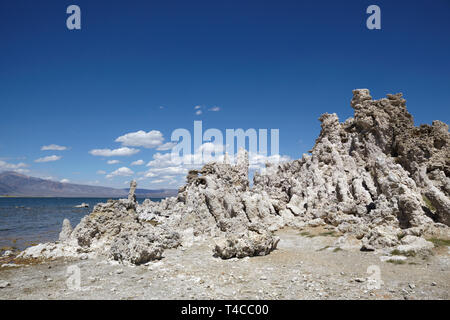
[{"x1": 0, "y1": 228, "x2": 448, "y2": 300}]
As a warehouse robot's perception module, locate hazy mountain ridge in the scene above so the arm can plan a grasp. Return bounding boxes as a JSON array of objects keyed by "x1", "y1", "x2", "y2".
[{"x1": 0, "y1": 171, "x2": 177, "y2": 198}]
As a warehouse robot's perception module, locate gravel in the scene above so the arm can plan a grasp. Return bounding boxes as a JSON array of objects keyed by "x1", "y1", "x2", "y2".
[{"x1": 0, "y1": 228, "x2": 448, "y2": 300}]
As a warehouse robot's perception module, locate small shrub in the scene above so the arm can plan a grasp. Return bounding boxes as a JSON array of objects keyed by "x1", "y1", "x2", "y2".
[
  {"x1": 428, "y1": 238, "x2": 450, "y2": 247},
  {"x1": 391, "y1": 249, "x2": 415, "y2": 257},
  {"x1": 319, "y1": 231, "x2": 337, "y2": 237},
  {"x1": 147, "y1": 220, "x2": 160, "y2": 226},
  {"x1": 299, "y1": 231, "x2": 315, "y2": 238},
  {"x1": 387, "y1": 259, "x2": 406, "y2": 265},
  {"x1": 422, "y1": 195, "x2": 437, "y2": 212},
  {"x1": 403, "y1": 250, "x2": 416, "y2": 257}
]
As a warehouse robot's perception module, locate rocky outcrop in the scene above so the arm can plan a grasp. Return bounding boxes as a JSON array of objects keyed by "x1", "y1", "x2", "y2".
[
  {"x1": 136, "y1": 90, "x2": 448, "y2": 256},
  {"x1": 213, "y1": 223, "x2": 280, "y2": 259},
  {"x1": 20, "y1": 89, "x2": 449, "y2": 264},
  {"x1": 393, "y1": 235, "x2": 434, "y2": 256},
  {"x1": 138, "y1": 148, "x2": 281, "y2": 259},
  {"x1": 20, "y1": 182, "x2": 180, "y2": 265},
  {"x1": 252, "y1": 89, "x2": 449, "y2": 250}
]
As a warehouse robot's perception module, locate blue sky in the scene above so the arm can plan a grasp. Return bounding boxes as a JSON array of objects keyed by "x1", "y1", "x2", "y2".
[{"x1": 0, "y1": 0, "x2": 449, "y2": 188}]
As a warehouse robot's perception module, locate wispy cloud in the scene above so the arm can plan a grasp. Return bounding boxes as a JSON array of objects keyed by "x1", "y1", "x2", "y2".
[
  {"x1": 96, "y1": 170, "x2": 106, "y2": 174},
  {"x1": 194, "y1": 105, "x2": 203, "y2": 115},
  {"x1": 0, "y1": 160, "x2": 28, "y2": 172},
  {"x1": 89, "y1": 147, "x2": 140, "y2": 157},
  {"x1": 41, "y1": 144, "x2": 68, "y2": 151},
  {"x1": 194, "y1": 105, "x2": 220, "y2": 114},
  {"x1": 34, "y1": 155, "x2": 62, "y2": 163},
  {"x1": 208, "y1": 106, "x2": 220, "y2": 112},
  {"x1": 107, "y1": 160, "x2": 120, "y2": 164}
]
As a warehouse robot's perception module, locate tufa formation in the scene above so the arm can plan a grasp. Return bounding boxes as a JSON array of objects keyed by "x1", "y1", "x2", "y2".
[{"x1": 20, "y1": 89, "x2": 449, "y2": 264}]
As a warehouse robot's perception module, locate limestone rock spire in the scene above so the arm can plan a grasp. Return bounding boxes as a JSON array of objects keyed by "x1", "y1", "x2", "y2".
[
  {"x1": 223, "y1": 152, "x2": 230, "y2": 164},
  {"x1": 236, "y1": 148, "x2": 249, "y2": 181},
  {"x1": 128, "y1": 180, "x2": 137, "y2": 203}
]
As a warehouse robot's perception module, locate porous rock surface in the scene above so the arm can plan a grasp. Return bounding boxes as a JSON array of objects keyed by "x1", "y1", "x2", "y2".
[
  {"x1": 20, "y1": 89, "x2": 449, "y2": 264},
  {"x1": 252, "y1": 89, "x2": 449, "y2": 251},
  {"x1": 19, "y1": 190, "x2": 181, "y2": 265}
]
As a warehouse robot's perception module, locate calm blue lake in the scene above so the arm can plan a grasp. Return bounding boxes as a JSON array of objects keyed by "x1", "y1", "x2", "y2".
[{"x1": 0, "y1": 197, "x2": 163, "y2": 252}]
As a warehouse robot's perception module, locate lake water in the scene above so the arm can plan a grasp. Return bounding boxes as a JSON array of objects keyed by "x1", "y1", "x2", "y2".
[{"x1": 0, "y1": 197, "x2": 163, "y2": 252}]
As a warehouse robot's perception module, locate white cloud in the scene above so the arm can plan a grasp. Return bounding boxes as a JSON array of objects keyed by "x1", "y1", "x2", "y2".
[
  {"x1": 195, "y1": 110, "x2": 202, "y2": 115},
  {"x1": 106, "y1": 167, "x2": 134, "y2": 179},
  {"x1": 145, "y1": 174, "x2": 182, "y2": 186},
  {"x1": 89, "y1": 147, "x2": 140, "y2": 157},
  {"x1": 147, "y1": 166, "x2": 188, "y2": 176},
  {"x1": 0, "y1": 160, "x2": 28, "y2": 172},
  {"x1": 248, "y1": 153, "x2": 291, "y2": 171},
  {"x1": 140, "y1": 166, "x2": 186, "y2": 180},
  {"x1": 96, "y1": 170, "x2": 106, "y2": 175},
  {"x1": 131, "y1": 159, "x2": 144, "y2": 166},
  {"x1": 34, "y1": 155, "x2": 62, "y2": 163},
  {"x1": 107, "y1": 160, "x2": 120, "y2": 165},
  {"x1": 15, "y1": 168, "x2": 30, "y2": 174},
  {"x1": 143, "y1": 171, "x2": 156, "y2": 178},
  {"x1": 41, "y1": 144, "x2": 68, "y2": 151},
  {"x1": 115, "y1": 130, "x2": 164, "y2": 149},
  {"x1": 208, "y1": 106, "x2": 221, "y2": 112},
  {"x1": 194, "y1": 105, "x2": 202, "y2": 109},
  {"x1": 145, "y1": 143, "x2": 221, "y2": 170},
  {"x1": 150, "y1": 179, "x2": 166, "y2": 184},
  {"x1": 156, "y1": 142, "x2": 177, "y2": 151},
  {"x1": 198, "y1": 142, "x2": 224, "y2": 154},
  {"x1": 60, "y1": 179, "x2": 70, "y2": 183},
  {"x1": 146, "y1": 152, "x2": 172, "y2": 168}
]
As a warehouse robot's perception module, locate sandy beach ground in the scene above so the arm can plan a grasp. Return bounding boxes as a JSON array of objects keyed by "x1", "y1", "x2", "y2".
[{"x1": 0, "y1": 227, "x2": 448, "y2": 300}]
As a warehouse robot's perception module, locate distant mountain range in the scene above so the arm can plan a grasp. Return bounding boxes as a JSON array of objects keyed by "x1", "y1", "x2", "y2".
[{"x1": 0, "y1": 171, "x2": 178, "y2": 198}]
